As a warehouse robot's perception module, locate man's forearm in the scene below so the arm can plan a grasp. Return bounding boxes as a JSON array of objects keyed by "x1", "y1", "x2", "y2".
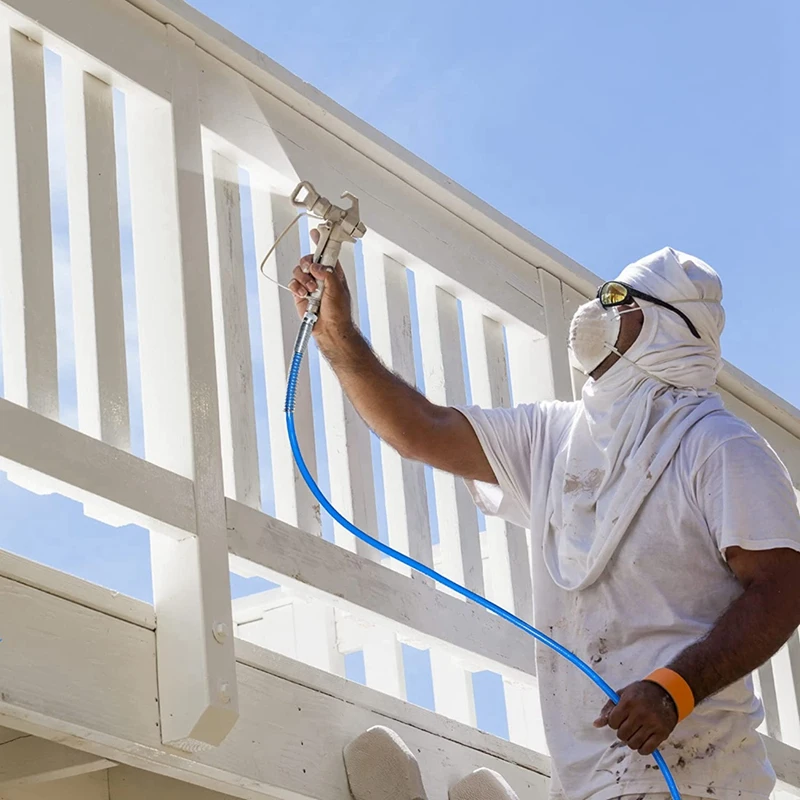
[
  {"x1": 316, "y1": 324, "x2": 442, "y2": 459},
  {"x1": 668, "y1": 580, "x2": 799, "y2": 704}
]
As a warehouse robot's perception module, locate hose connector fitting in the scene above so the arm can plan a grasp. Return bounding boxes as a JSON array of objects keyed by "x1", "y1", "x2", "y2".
[{"x1": 293, "y1": 312, "x2": 318, "y2": 356}]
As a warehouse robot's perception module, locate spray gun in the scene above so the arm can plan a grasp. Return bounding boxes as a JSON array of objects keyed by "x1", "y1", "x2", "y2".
[{"x1": 290, "y1": 181, "x2": 367, "y2": 357}]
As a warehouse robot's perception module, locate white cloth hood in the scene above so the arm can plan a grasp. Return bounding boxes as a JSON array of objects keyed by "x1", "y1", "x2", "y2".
[{"x1": 543, "y1": 247, "x2": 731, "y2": 591}]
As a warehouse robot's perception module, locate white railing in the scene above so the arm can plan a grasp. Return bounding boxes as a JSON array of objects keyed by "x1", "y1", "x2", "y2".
[{"x1": 0, "y1": 0, "x2": 798, "y2": 796}]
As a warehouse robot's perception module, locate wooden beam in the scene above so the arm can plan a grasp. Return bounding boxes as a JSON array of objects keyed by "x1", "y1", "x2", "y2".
[
  {"x1": 0, "y1": 737, "x2": 114, "y2": 786},
  {"x1": 0, "y1": 398, "x2": 194, "y2": 536},
  {"x1": 0, "y1": 770, "x2": 110, "y2": 800},
  {"x1": 0, "y1": 572, "x2": 550, "y2": 800},
  {"x1": 226, "y1": 498, "x2": 538, "y2": 683}
]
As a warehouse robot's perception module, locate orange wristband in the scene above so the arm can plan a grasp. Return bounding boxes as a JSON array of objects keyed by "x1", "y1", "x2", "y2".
[{"x1": 644, "y1": 668, "x2": 695, "y2": 722}]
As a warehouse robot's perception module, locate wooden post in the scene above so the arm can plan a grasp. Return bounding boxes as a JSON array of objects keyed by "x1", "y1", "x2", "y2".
[{"x1": 126, "y1": 26, "x2": 238, "y2": 750}]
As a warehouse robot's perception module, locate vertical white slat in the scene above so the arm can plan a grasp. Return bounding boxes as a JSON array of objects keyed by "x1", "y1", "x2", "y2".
[
  {"x1": 462, "y1": 304, "x2": 533, "y2": 623},
  {"x1": 429, "y1": 648, "x2": 476, "y2": 726},
  {"x1": 205, "y1": 151, "x2": 260, "y2": 508},
  {"x1": 561, "y1": 282, "x2": 590, "y2": 400},
  {"x1": 415, "y1": 278, "x2": 484, "y2": 595},
  {"x1": 312, "y1": 239, "x2": 379, "y2": 560},
  {"x1": 126, "y1": 26, "x2": 238, "y2": 750},
  {"x1": 63, "y1": 65, "x2": 129, "y2": 448},
  {"x1": 292, "y1": 598, "x2": 345, "y2": 676},
  {"x1": 773, "y1": 643, "x2": 800, "y2": 748},
  {"x1": 363, "y1": 635, "x2": 407, "y2": 700},
  {"x1": 251, "y1": 188, "x2": 321, "y2": 535},
  {"x1": 758, "y1": 661, "x2": 783, "y2": 740},
  {"x1": 503, "y1": 680, "x2": 548, "y2": 756},
  {"x1": 361, "y1": 245, "x2": 434, "y2": 583},
  {"x1": 0, "y1": 27, "x2": 57, "y2": 417}
]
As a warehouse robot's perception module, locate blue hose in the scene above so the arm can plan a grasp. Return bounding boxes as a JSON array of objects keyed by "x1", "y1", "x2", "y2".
[{"x1": 285, "y1": 350, "x2": 680, "y2": 798}]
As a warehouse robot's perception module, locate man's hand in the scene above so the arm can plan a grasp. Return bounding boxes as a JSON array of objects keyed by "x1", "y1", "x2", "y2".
[
  {"x1": 593, "y1": 681, "x2": 678, "y2": 755},
  {"x1": 288, "y1": 227, "x2": 355, "y2": 349}
]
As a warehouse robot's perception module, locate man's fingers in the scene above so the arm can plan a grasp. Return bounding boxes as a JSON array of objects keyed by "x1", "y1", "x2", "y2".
[
  {"x1": 288, "y1": 278, "x2": 307, "y2": 298},
  {"x1": 593, "y1": 699, "x2": 615, "y2": 728},
  {"x1": 293, "y1": 264, "x2": 318, "y2": 293},
  {"x1": 616, "y1": 720, "x2": 642, "y2": 744},
  {"x1": 626, "y1": 727, "x2": 650, "y2": 752},
  {"x1": 639, "y1": 734, "x2": 663, "y2": 756},
  {"x1": 310, "y1": 227, "x2": 320, "y2": 244}
]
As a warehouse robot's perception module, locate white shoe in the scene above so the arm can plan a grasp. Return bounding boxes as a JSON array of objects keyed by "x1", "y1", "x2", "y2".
[
  {"x1": 449, "y1": 768, "x2": 519, "y2": 800},
  {"x1": 343, "y1": 726, "x2": 428, "y2": 800}
]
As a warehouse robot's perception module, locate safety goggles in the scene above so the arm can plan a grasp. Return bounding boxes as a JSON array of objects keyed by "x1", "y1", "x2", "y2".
[{"x1": 596, "y1": 281, "x2": 701, "y2": 339}]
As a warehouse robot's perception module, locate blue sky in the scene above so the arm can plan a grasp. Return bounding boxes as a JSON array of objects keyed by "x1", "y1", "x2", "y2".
[{"x1": 1, "y1": 0, "x2": 797, "y2": 741}]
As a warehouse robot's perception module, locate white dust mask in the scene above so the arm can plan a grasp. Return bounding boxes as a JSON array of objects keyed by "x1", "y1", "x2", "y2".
[{"x1": 568, "y1": 299, "x2": 622, "y2": 375}]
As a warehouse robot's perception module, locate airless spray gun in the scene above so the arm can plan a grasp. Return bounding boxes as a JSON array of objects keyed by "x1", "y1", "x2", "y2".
[
  {"x1": 289, "y1": 181, "x2": 367, "y2": 357},
  {"x1": 277, "y1": 178, "x2": 680, "y2": 799}
]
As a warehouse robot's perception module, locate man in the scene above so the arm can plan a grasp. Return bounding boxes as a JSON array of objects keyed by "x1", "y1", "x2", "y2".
[{"x1": 290, "y1": 243, "x2": 800, "y2": 800}]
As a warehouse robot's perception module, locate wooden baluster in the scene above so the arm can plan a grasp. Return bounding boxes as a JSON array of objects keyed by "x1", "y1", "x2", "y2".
[
  {"x1": 415, "y1": 278, "x2": 484, "y2": 594},
  {"x1": 206, "y1": 151, "x2": 260, "y2": 509},
  {"x1": 504, "y1": 679, "x2": 548, "y2": 755},
  {"x1": 560, "y1": 281, "x2": 589, "y2": 400},
  {"x1": 0, "y1": 27, "x2": 57, "y2": 417},
  {"x1": 773, "y1": 641, "x2": 800, "y2": 747},
  {"x1": 251, "y1": 188, "x2": 321, "y2": 535},
  {"x1": 126, "y1": 26, "x2": 237, "y2": 749},
  {"x1": 309, "y1": 236, "x2": 379, "y2": 560},
  {"x1": 462, "y1": 304, "x2": 533, "y2": 622},
  {"x1": 363, "y1": 634, "x2": 407, "y2": 700},
  {"x1": 361, "y1": 245, "x2": 434, "y2": 583},
  {"x1": 63, "y1": 65, "x2": 129, "y2": 449},
  {"x1": 430, "y1": 648, "x2": 476, "y2": 726}
]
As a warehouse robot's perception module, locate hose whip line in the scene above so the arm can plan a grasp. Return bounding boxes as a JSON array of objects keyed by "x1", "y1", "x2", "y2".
[{"x1": 284, "y1": 349, "x2": 680, "y2": 799}]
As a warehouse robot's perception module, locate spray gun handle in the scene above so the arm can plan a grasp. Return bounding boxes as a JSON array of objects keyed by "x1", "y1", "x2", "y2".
[{"x1": 305, "y1": 224, "x2": 342, "y2": 315}]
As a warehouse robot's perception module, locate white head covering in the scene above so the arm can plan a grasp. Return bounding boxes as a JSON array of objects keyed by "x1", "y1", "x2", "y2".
[{"x1": 544, "y1": 247, "x2": 730, "y2": 591}]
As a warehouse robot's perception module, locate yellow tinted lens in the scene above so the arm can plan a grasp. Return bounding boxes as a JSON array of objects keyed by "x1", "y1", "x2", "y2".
[{"x1": 601, "y1": 282, "x2": 628, "y2": 305}]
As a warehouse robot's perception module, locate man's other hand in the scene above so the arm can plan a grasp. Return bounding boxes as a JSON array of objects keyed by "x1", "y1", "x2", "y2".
[{"x1": 593, "y1": 681, "x2": 678, "y2": 755}]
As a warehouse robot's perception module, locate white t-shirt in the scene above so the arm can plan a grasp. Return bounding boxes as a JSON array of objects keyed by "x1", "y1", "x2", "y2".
[{"x1": 458, "y1": 400, "x2": 800, "y2": 800}]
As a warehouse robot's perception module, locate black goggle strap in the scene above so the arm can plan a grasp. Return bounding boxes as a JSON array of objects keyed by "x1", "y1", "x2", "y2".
[{"x1": 598, "y1": 283, "x2": 701, "y2": 340}]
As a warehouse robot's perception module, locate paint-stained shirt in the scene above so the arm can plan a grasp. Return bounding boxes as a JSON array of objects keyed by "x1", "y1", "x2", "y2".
[{"x1": 458, "y1": 400, "x2": 800, "y2": 800}]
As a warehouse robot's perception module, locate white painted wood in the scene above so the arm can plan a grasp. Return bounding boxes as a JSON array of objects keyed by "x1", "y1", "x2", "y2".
[
  {"x1": 773, "y1": 643, "x2": 800, "y2": 749},
  {"x1": 0, "y1": 549, "x2": 155, "y2": 629},
  {"x1": 206, "y1": 150, "x2": 259, "y2": 508},
  {"x1": 361, "y1": 246, "x2": 434, "y2": 583},
  {"x1": 503, "y1": 680, "x2": 548, "y2": 757},
  {"x1": 429, "y1": 649, "x2": 476, "y2": 727},
  {"x1": 313, "y1": 241, "x2": 379, "y2": 561},
  {"x1": 127, "y1": 27, "x2": 237, "y2": 750},
  {"x1": 250, "y1": 188, "x2": 320, "y2": 535},
  {"x1": 63, "y1": 64, "x2": 129, "y2": 448},
  {"x1": 0, "y1": 737, "x2": 114, "y2": 786},
  {"x1": 362, "y1": 635, "x2": 407, "y2": 700},
  {"x1": 416, "y1": 277, "x2": 484, "y2": 595},
  {"x1": 109, "y1": 765, "x2": 241, "y2": 800},
  {"x1": 0, "y1": 575, "x2": 552, "y2": 800},
  {"x1": 226, "y1": 499, "x2": 538, "y2": 683},
  {"x1": 0, "y1": 26, "x2": 57, "y2": 418},
  {"x1": 0, "y1": 575, "x2": 160, "y2": 748},
  {"x1": 236, "y1": 607, "x2": 298, "y2": 662},
  {"x1": 0, "y1": 397, "x2": 194, "y2": 536},
  {"x1": 292, "y1": 599, "x2": 345, "y2": 677},
  {"x1": 0, "y1": 770, "x2": 110, "y2": 800},
  {"x1": 461, "y1": 304, "x2": 534, "y2": 623},
  {"x1": 0, "y1": 729, "x2": 24, "y2": 747},
  {"x1": 537, "y1": 270, "x2": 574, "y2": 402}
]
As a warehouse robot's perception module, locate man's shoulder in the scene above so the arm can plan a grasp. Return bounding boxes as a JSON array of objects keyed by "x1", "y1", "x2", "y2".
[{"x1": 680, "y1": 406, "x2": 765, "y2": 467}]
